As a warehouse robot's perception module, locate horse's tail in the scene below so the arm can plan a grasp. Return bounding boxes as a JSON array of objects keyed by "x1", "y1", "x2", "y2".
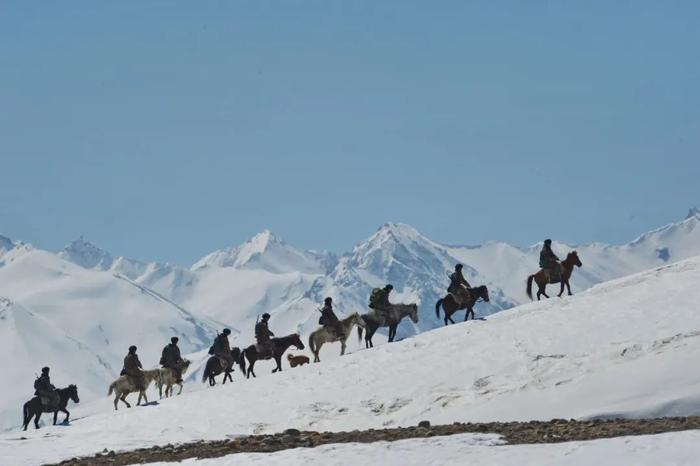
[
  {"x1": 357, "y1": 324, "x2": 364, "y2": 344},
  {"x1": 237, "y1": 350, "x2": 246, "y2": 374},
  {"x1": 308, "y1": 333, "x2": 316, "y2": 356},
  {"x1": 22, "y1": 401, "x2": 30, "y2": 427},
  {"x1": 201, "y1": 360, "x2": 210, "y2": 384},
  {"x1": 107, "y1": 381, "x2": 116, "y2": 396},
  {"x1": 435, "y1": 299, "x2": 443, "y2": 319},
  {"x1": 526, "y1": 274, "x2": 535, "y2": 300}
]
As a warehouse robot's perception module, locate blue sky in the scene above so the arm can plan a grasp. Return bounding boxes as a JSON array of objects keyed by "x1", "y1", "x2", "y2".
[{"x1": 1, "y1": 1, "x2": 698, "y2": 264}]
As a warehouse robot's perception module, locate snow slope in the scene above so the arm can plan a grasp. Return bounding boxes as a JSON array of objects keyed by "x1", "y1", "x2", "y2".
[
  {"x1": 144, "y1": 431, "x2": 700, "y2": 466},
  {"x1": 0, "y1": 246, "x2": 224, "y2": 430},
  {"x1": 2, "y1": 254, "x2": 700, "y2": 465}
]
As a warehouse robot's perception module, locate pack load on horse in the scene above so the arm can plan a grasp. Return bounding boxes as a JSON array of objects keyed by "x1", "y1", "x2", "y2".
[
  {"x1": 121, "y1": 345, "x2": 145, "y2": 391},
  {"x1": 527, "y1": 240, "x2": 583, "y2": 300},
  {"x1": 33, "y1": 367, "x2": 59, "y2": 412},
  {"x1": 160, "y1": 336, "x2": 184, "y2": 384},
  {"x1": 309, "y1": 312, "x2": 366, "y2": 362},
  {"x1": 436, "y1": 285, "x2": 490, "y2": 325},
  {"x1": 239, "y1": 314, "x2": 305, "y2": 378},
  {"x1": 368, "y1": 284, "x2": 394, "y2": 319},
  {"x1": 318, "y1": 297, "x2": 345, "y2": 340},
  {"x1": 360, "y1": 285, "x2": 419, "y2": 348},
  {"x1": 23, "y1": 369, "x2": 79, "y2": 430}
]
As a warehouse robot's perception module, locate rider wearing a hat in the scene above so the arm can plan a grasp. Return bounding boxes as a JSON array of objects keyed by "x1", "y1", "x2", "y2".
[
  {"x1": 212, "y1": 328, "x2": 234, "y2": 368},
  {"x1": 448, "y1": 263, "x2": 471, "y2": 294},
  {"x1": 33, "y1": 366, "x2": 59, "y2": 409},
  {"x1": 255, "y1": 313, "x2": 275, "y2": 355},
  {"x1": 122, "y1": 345, "x2": 145, "y2": 390},
  {"x1": 319, "y1": 297, "x2": 345, "y2": 340},
  {"x1": 539, "y1": 239, "x2": 562, "y2": 279},
  {"x1": 160, "y1": 336, "x2": 184, "y2": 384}
]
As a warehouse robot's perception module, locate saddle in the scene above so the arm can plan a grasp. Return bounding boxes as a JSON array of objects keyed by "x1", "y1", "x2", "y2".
[
  {"x1": 39, "y1": 393, "x2": 59, "y2": 411},
  {"x1": 543, "y1": 265, "x2": 562, "y2": 282},
  {"x1": 255, "y1": 341, "x2": 274, "y2": 359}
]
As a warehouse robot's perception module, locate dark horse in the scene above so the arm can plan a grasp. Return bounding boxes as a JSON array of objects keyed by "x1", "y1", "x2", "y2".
[
  {"x1": 22, "y1": 385, "x2": 80, "y2": 430},
  {"x1": 202, "y1": 347, "x2": 241, "y2": 386},
  {"x1": 358, "y1": 303, "x2": 419, "y2": 348},
  {"x1": 526, "y1": 251, "x2": 583, "y2": 300},
  {"x1": 435, "y1": 285, "x2": 490, "y2": 325},
  {"x1": 238, "y1": 334, "x2": 305, "y2": 379}
]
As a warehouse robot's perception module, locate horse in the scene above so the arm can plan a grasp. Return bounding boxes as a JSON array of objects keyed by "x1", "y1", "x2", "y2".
[
  {"x1": 158, "y1": 359, "x2": 191, "y2": 398},
  {"x1": 107, "y1": 368, "x2": 162, "y2": 410},
  {"x1": 22, "y1": 385, "x2": 80, "y2": 430},
  {"x1": 357, "y1": 303, "x2": 419, "y2": 348},
  {"x1": 526, "y1": 251, "x2": 583, "y2": 300},
  {"x1": 238, "y1": 334, "x2": 305, "y2": 379},
  {"x1": 308, "y1": 312, "x2": 366, "y2": 363},
  {"x1": 202, "y1": 349, "x2": 240, "y2": 386},
  {"x1": 435, "y1": 285, "x2": 490, "y2": 325}
]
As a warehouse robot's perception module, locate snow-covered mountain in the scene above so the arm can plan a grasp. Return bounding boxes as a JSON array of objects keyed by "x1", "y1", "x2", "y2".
[
  {"x1": 4, "y1": 252, "x2": 700, "y2": 465},
  {"x1": 55, "y1": 208, "x2": 700, "y2": 342}
]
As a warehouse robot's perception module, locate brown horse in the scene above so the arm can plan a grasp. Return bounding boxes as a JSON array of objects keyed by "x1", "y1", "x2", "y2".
[
  {"x1": 526, "y1": 251, "x2": 582, "y2": 300},
  {"x1": 238, "y1": 334, "x2": 305, "y2": 379},
  {"x1": 435, "y1": 285, "x2": 490, "y2": 325}
]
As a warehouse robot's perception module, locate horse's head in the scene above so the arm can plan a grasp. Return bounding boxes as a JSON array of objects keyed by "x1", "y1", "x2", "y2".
[
  {"x1": 409, "y1": 304, "x2": 419, "y2": 324},
  {"x1": 568, "y1": 251, "x2": 582, "y2": 268},
  {"x1": 67, "y1": 384, "x2": 80, "y2": 403},
  {"x1": 181, "y1": 359, "x2": 192, "y2": 374},
  {"x1": 352, "y1": 312, "x2": 367, "y2": 328},
  {"x1": 476, "y1": 285, "x2": 490, "y2": 303},
  {"x1": 291, "y1": 333, "x2": 305, "y2": 350}
]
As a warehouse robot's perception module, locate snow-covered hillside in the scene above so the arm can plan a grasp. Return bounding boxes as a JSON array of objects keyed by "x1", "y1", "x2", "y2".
[
  {"x1": 2, "y1": 253, "x2": 700, "y2": 465},
  {"x1": 0, "y1": 245, "x2": 225, "y2": 430}
]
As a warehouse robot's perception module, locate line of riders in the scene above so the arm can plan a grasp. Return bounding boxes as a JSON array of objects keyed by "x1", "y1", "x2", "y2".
[{"x1": 30, "y1": 239, "x2": 567, "y2": 413}]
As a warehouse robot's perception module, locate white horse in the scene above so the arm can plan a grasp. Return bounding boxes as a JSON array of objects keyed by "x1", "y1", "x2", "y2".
[
  {"x1": 158, "y1": 359, "x2": 191, "y2": 398},
  {"x1": 308, "y1": 313, "x2": 366, "y2": 362},
  {"x1": 107, "y1": 369, "x2": 162, "y2": 410}
]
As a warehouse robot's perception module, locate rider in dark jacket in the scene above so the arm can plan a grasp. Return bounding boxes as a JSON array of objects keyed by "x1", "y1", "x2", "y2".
[
  {"x1": 255, "y1": 313, "x2": 275, "y2": 354},
  {"x1": 372, "y1": 285, "x2": 394, "y2": 322},
  {"x1": 448, "y1": 264, "x2": 471, "y2": 294},
  {"x1": 34, "y1": 367, "x2": 59, "y2": 408},
  {"x1": 320, "y1": 297, "x2": 345, "y2": 339},
  {"x1": 161, "y1": 337, "x2": 184, "y2": 383},
  {"x1": 212, "y1": 329, "x2": 233, "y2": 367},
  {"x1": 539, "y1": 239, "x2": 561, "y2": 278},
  {"x1": 122, "y1": 345, "x2": 145, "y2": 390}
]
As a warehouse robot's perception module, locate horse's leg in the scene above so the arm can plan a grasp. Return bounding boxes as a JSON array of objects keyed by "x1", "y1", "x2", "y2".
[
  {"x1": 34, "y1": 412, "x2": 41, "y2": 429},
  {"x1": 314, "y1": 341, "x2": 322, "y2": 363},
  {"x1": 340, "y1": 339, "x2": 347, "y2": 356},
  {"x1": 62, "y1": 408, "x2": 70, "y2": 424},
  {"x1": 566, "y1": 279, "x2": 573, "y2": 296},
  {"x1": 558, "y1": 280, "x2": 565, "y2": 297},
  {"x1": 53, "y1": 410, "x2": 58, "y2": 425},
  {"x1": 272, "y1": 355, "x2": 282, "y2": 373},
  {"x1": 177, "y1": 383, "x2": 183, "y2": 395},
  {"x1": 121, "y1": 393, "x2": 131, "y2": 408},
  {"x1": 389, "y1": 324, "x2": 397, "y2": 342}
]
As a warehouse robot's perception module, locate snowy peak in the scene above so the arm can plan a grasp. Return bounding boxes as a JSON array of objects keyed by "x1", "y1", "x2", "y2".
[
  {"x1": 59, "y1": 237, "x2": 114, "y2": 271},
  {"x1": 687, "y1": 207, "x2": 700, "y2": 220},
  {"x1": 192, "y1": 230, "x2": 326, "y2": 274}
]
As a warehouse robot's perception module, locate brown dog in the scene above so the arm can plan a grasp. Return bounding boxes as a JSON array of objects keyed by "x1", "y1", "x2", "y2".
[{"x1": 287, "y1": 354, "x2": 310, "y2": 368}]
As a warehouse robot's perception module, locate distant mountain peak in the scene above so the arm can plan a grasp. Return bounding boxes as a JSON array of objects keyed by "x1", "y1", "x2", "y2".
[
  {"x1": 687, "y1": 207, "x2": 700, "y2": 220},
  {"x1": 59, "y1": 237, "x2": 114, "y2": 271}
]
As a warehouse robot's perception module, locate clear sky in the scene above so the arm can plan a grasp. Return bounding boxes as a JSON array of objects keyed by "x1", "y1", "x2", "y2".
[{"x1": 1, "y1": 1, "x2": 698, "y2": 264}]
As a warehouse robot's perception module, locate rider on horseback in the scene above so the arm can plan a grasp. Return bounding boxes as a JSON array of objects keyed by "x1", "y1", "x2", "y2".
[
  {"x1": 34, "y1": 367, "x2": 59, "y2": 410},
  {"x1": 160, "y1": 337, "x2": 184, "y2": 384},
  {"x1": 255, "y1": 313, "x2": 275, "y2": 356},
  {"x1": 212, "y1": 329, "x2": 233, "y2": 369},
  {"x1": 121, "y1": 345, "x2": 146, "y2": 391},
  {"x1": 319, "y1": 297, "x2": 345, "y2": 340},
  {"x1": 370, "y1": 284, "x2": 394, "y2": 323},
  {"x1": 448, "y1": 264, "x2": 471, "y2": 304},
  {"x1": 539, "y1": 239, "x2": 562, "y2": 280}
]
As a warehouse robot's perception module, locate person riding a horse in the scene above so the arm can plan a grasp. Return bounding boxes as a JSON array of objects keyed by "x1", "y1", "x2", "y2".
[
  {"x1": 448, "y1": 264, "x2": 471, "y2": 304},
  {"x1": 540, "y1": 239, "x2": 562, "y2": 281},
  {"x1": 370, "y1": 284, "x2": 394, "y2": 321},
  {"x1": 121, "y1": 345, "x2": 146, "y2": 391},
  {"x1": 160, "y1": 337, "x2": 184, "y2": 384},
  {"x1": 255, "y1": 313, "x2": 275, "y2": 356},
  {"x1": 212, "y1": 329, "x2": 234, "y2": 369},
  {"x1": 34, "y1": 367, "x2": 59, "y2": 410},
  {"x1": 319, "y1": 297, "x2": 345, "y2": 340}
]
